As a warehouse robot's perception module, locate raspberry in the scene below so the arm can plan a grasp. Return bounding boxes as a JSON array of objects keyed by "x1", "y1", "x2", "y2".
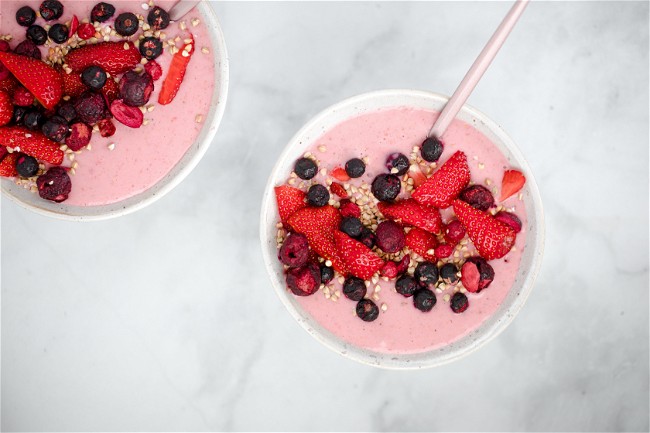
[
  {"x1": 459, "y1": 185, "x2": 495, "y2": 211},
  {"x1": 339, "y1": 199, "x2": 361, "y2": 218},
  {"x1": 444, "y1": 219, "x2": 466, "y2": 244},
  {"x1": 380, "y1": 261, "x2": 398, "y2": 279},
  {"x1": 375, "y1": 220, "x2": 405, "y2": 253},
  {"x1": 286, "y1": 263, "x2": 320, "y2": 296},
  {"x1": 278, "y1": 233, "x2": 310, "y2": 268},
  {"x1": 434, "y1": 243, "x2": 454, "y2": 259},
  {"x1": 119, "y1": 71, "x2": 154, "y2": 107},
  {"x1": 66, "y1": 122, "x2": 91, "y2": 151},
  {"x1": 144, "y1": 60, "x2": 162, "y2": 81},
  {"x1": 13, "y1": 86, "x2": 34, "y2": 106}
]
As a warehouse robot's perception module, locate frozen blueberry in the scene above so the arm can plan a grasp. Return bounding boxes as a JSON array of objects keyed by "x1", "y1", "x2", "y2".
[
  {"x1": 147, "y1": 6, "x2": 170, "y2": 30},
  {"x1": 15, "y1": 154, "x2": 39, "y2": 177},
  {"x1": 48, "y1": 23, "x2": 69, "y2": 44},
  {"x1": 421, "y1": 136, "x2": 444, "y2": 162},
  {"x1": 356, "y1": 299, "x2": 379, "y2": 322},
  {"x1": 14, "y1": 39, "x2": 41, "y2": 59},
  {"x1": 16, "y1": 6, "x2": 36, "y2": 27},
  {"x1": 340, "y1": 217, "x2": 363, "y2": 238},
  {"x1": 395, "y1": 274, "x2": 418, "y2": 298},
  {"x1": 36, "y1": 166, "x2": 71, "y2": 202},
  {"x1": 358, "y1": 227, "x2": 376, "y2": 249},
  {"x1": 306, "y1": 184, "x2": 329, "y2": 207},
  {"x1": 413, "y1": 288, "x2": 436, "y2": 312},
  {"x1": 57, "y1": 102, "x2": 77, "y2": 123},
  {"x1": 119, "y1": 71, "x2": 154, "y2": 107},
  {"x1": 345, "y1": 158, "x2": 365, "y2": 178},
  {"x1": 39, "y1": 0, "x2": 64, "y2": 21},
  {"x1": 385, "y1": 152, "x2": 409, "y2": 175},
  {"x1": 439, "y1": 263, "x2": 459, "y2": 284},
  {"x1": 414, "y1": 261, "x2": 439, "y2": 286},
  {"x1": 23, "y1": 110, "x2": 45, "y2": 130},
  {"x1": 343, "y1": 276, "x2": 366, "y2": 301},
  {"x1": 139, "y1": 36, "x2": 163, "y2": 60},
  {"x1": 294, "y1": 157, "x2": 317, "y2": 180},
  {"x1": 26, "y1": 25, "x2": 48, "y2": 45},
  {"x1": 11, "y1": 106, "x2": 29, "y2": 125},
  {"x1": 41, "y1": 116, "x2": 68, "y2": 142},
  {"x1": 114, "y1": 12, "x2": 139, "y2": 36},
  {"x1": 320, "y1": 264, "x2": 334, "y2": 284},
  {"x1": 81, "y1": 65, "x2": 107, "y2": 90},
  {"x1": 90, "y1": 2, "x2": 116, "y2": 22},
  {"x1": 371, "y1": 173, "x2": 401, "y2": 202},
  {"x1": 450, "y1": 292, "x2": 469, "y2": 313}
]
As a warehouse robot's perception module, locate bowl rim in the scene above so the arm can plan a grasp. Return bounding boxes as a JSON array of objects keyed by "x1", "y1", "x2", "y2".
[
  {"x1": 259, "y1": 88, "x2": 545, "y2": 369},
  {"x1": 0, "y1": 0, "x2": 230, "y2": 221}
]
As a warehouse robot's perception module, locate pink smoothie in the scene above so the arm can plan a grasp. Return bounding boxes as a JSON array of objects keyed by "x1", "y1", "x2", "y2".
[
  {"x1": 0, "y1": 0, "x2": 216, "y2": 205},
  {"x1": 282, "y1": 107, "x2": 527, "y2": 354}
]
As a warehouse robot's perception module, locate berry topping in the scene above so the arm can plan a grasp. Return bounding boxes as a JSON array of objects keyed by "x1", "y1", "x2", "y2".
[
  {"x1": 158, "y1": 35, "x2": 194, "y2": 105},
  {"x1": 60, "y1": 69, "x2": 85, "y2": 98},
  {"x1": 144, "y1": 60, "x2": 162, "y2": 81},
  {"x1": 434, "y1": 243, "x2": 453, "y2": 259},
  {"x1": 274, "y1": 185, "x2": 307, "y2": 228},
  {"x1": 395, "y1": 254, "x2": 410, "y2": 275},
  {"x1": 147, "y1": 6, "x2": 170, "y2": 30},
  {"x1": 68, "y1": 15, "x2": 79, "y2": 38},
  {"x1": 404, "y1": 227, "x2": 437, "y2": 261},
  {"x1": 278, "y1": 232, "x2": 310, "y2": 268},
  {"x1": 119, "y1": 71, "x2": 154, "y2": 107},
  {"x1": 100, "y1": 76, "x2": 119, "y2": 103},
  {"x1": 377, "y1": 198, "x2": 442, "y2": 234},
  {"x1": 12, "y1": 86, "x2": 34, "y2": 107},
  {"x1": 39, "y1": 0, "x2": 64, "y2": 21},
  {"x1": 380, "y1": 261, "x2": 398, "y2": 279},
  {"x1": 114, "y1": 12, "x2": 139, "y2": 36},
  {"x1": 0, "y1": 90, "x2": 11, "y2": 126},
  {"x1": 139, "y1": 36, "x2": 163, "y2": 60},
  {"x1": 320, "y1": 264, "x2": 334, "y2": 284},
  {"x1": 439, "y1": 263, "x2": 459, "y2": 284},
  {"x1": 375, "y1": 220, "x2": 405, "y2": 253},
  {"x1": 338, "y1": 199, "x2": 361, "y2": 218},
  {"x1": 444, "y1": 219, "x2": 466, "y2": 244},
  {"x1": 41, "y1": 116, "x2": 68, "y2": 142},
  {"x1": 421, "y1": 136, "x2": 444, "y2": 162},
  {"x1": 65, "y1": 41, "x2": 142, "y2": 75},
  {"x1": 466, "y1": 257, "x2": 495, "y2": 291},
  {"x1": 15, "y1": 154, "x2": 39, "y2": 177},
  {"x1": 306, "y1": 184, "x2": 329, "y2": 207},
  {"x1": 57, "y1": 102, "x2": 77, "y2": 123},
  {"x1": 460, "y1": 261, "x2": 480, "y2": 293},
  {"x1": 357, "y1": 227, "x2": 376, "y2": 249},
  {"x1": 500, "y1": 169, "x2": 526, "y2": 201},
  {"x1": 412, "y1": 150, "x2": 470, "y2": 209},
  {"x1": 450, "y1": 292, "x2": 469, "y2": 313},
  {"x1": 459, "y1": 184, "x2": 495, "y2": 211},
  {"x1": 334, "y1": 230, "x2": 384, "y2": 280},
  {"x1": 66, "y1": 122, "x2": 91, "y2": 151},
  {"x1": 0, "y1": 41, "x2": 9, "y2": 52},
  {"x1": 342, "y1": 276, "x2": 367, "y2": 301},
  {"x1": 329, "y1": 182, "x2": 348, "y2": 198},
  {"x1": 91, "y1": 2, "x2": 116, "y2": 23},
  {"x1": 330, "y1": 167, "x2": 350, "y2": 181},
  {"x1": 36, "y1": 166, "x2": 70, "y2": 202},
  {"x1": 340, "y1": 216, "x2": 363, "y2": 238},
  {"x1": 26, "y1": 25, "x2": 48, "y2": 45},
  {"x1": 11, "y1": 106, "x2": 29, "y2": 125},
  {"x1": 414, "y1": 261, "x2": 439, "y2": 286},
  {"x1": 413, "y1": 288, "x2": 436, "y2": 312},
  {"x1": 371, "y1": 173, "x2": 401, "y2": 202},
  {"x1": 385, "y1": 152, "x2": 409, "y2": 175},
  {"x1": 16, "y1": 6, "x2": 37, "y2": 27},
  {"x1": 97, "y1": 118, "x2": 116, "y2": 137},
  {"x1": 293, "y1": 157, "x2": 317, "y2": 180},
  {"x1": 0, "y1": 51, "x2": 63, "y2": 110},
  {"x1": 74, "y1": 91, "x2": 107, "y2": 125},
  {"x1": 109, "y1": 99, "x2": 143, "y2": 128},
  {"x1": 395, "y1": 274, "x2": 418, "y2": 297},
  {"x1": 76, "y1": 23, "x2": 95, "y2": 40},
  {"x1": 23, "y1": 110, "x2": 45, "y2": 130},
  {"x1": 345, "y1": 157, "x2": 365, "y2": 178},
  {"x1": 356, "y1": 299, "x2": 379, "y2": 322},
  {"x1": 14, "y1": 39, "x2": 41, "y2": 60},
  {"x1": 286, "y1": 263, "x2": 321, "y2": 297},
  {"x1": 48, "y1": 23, "x2": 69, "y2": 44},
  {"x1": 0, "y1": 152, "x2": 18, "y2": 177},
  {"x1": 0, "y1": 126, "x2": 64, "y2": 165},
  {"x1": 81, "y1": 65, "x2": 107, "y2": 90},
  {"x1": 494, "y1": 211, "x2": 522, "y2": 233}
]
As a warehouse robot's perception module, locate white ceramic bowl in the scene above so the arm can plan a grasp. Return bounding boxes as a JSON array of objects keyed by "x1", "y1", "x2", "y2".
[
  {"x1": 1, "y1": 1, "x2": 229, "y2": 221},
  {"x1": 260, "y1": 89, "x2": 545, "y2": 369}
]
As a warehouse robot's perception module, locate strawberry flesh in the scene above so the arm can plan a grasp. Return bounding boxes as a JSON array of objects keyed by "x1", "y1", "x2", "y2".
[
  {"x1": 0, "y1": 51, "x2": 63, "y2": 110},
  {"x1": 65, "y1": 41, "x2": 141, "y2": 75},
  {"x1": 158, "y1": 36, "x2": 194, "y2": 105},
  {"x1": 412, "y1": 150, "x2": 470, "y2": 208},
  {"x1": 334, "y1": 230, "x2": 384, "y2": 280},
  {"x1": 377, "y1": 198, "x2": 442, "y2": 234},
  {"x1": 405, "y1": 227, "x2": 437, "y2": 261},
  {"x1": 0, "y1": 126, "x2": 64, "y2": 165},
  {"x1": 0, "y1": 152, "x2": 19, "y2": 177},
  {"x1": 500, "y1": 169, "x2": 526, "y2": 201},
  {"x1": 274, "y1": 185, "x2": 307, "y2": 227}
]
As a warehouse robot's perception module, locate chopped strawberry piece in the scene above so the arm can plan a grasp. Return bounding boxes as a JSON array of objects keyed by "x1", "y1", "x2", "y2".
[
  {"x1": 0, "y1": 51, "x2": 63, "y2": 110},
  {"x1": 405, "y1": 227, "x2": 438, "y2": 261},
  {"x1": 330, "y1": 182, "x2": 348, "y2": 198},
  {"x1": 461, "y1": 261, "x2": 480, "y2": 293},
  {"x1": 144, "y1": 60, "x2": 162, "y2": 81},
  {"x1": 380, "y1": 261, "x2": 398, "y2": 279},
  {"x1": 412, "y1": 151, "x2": 470, "y2": 208},
  {"x1": 0, "y1": 152, "x2": 18, "y2": 177},
  {"x1": 0, "y1": 76, "x2": 19, "y2": 96},
  {"x1": 330, "y1": 167, "x2": 350, "y2": 182},
  {"x1": 377, "y1": 198, "x2": 442, "y2": 234},
  {"x1": 274, "y1": 185, "x2": 306, "y2": 227},
  {"x1": 12, "y1": 86, "x2": 34, "y2": 107},
  {"x1": 68, "y1": 15, "x2": 79, "y2": 38},
  {"x1": 334, "y1": 231, "x2": 384, "y2": 280},
  {"x1": 60, "y1": 69, "x2": 85, "y2": 98},
  {"x1": 65, "y1": 41, "x2": 141, "y2": 75},
  {"x1": 0, "y1": 126, "x2": 64, "y2": 165},
  {"x1": 76, "y1": 23, "x2": 95, "y2": 40},
  {"x1": 158, "y1": 35, "x2": 194, "y2": 105},
  {"x1": 500, "y1": 169, "x2": 525, "y2": 201},
  {"x1": 338, "y1": 199, "x2": 360, "y2": 218},
  {"x1": 101, "y1": 77, "x2": 119, "y2": 104},
  {"x1": 0, "y1": 90, "x2": 12, "y2": 126}
]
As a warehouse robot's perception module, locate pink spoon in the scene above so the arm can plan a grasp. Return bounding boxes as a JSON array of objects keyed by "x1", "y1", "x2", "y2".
[{"x1": 429, "y1": 0, "x2": 530, "y2": 139}]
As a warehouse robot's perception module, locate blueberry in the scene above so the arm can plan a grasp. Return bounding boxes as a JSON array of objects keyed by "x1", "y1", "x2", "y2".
[
  {"x1": 395, "y1": 274, "x2": 418, "y2": 297},
  {"x1": 23, "y1": 110, "x2": 45, "y2": 130},
  {"x1": 356, "y1": 299, "x2": 379, "y2": 322},
  {"x1": 39, "y1": 0, "x2": 64, "y2": 21},
  {"x1": 358, "y1": 227, "x2": 376, "y2": 249},
  {"x1": 81, "y1": 65, "x2": 107, "y2": 90},
  {"x1": 414, "y1": 261, "x2": 439, "y2": 286},
  {"x1": 340, "y1": 217, "x2": 363, "y2": 238},
  {"x1": 440, "y1": 263, "x2": 459, "y2": 284},
  {"x1": 139, "y1": 36, "x2": 163, "y2": 60},
  {"x1": 459, "y1": 185, "x2": 495, "y2": 211},
  {"x1": 26, "y1": 25, "x2": 48, "y2": 45},
  {"x1": 91, "y1": 2, "x2": 116, "y2": 22},
  {"x1": 11, "y1": 106, "x2": 29, "y2": 125},
  {"x1": 294, "y1": 157, "x2": 317, "y2": 180},
  {"x1": 421, "y1": 136, "x2": 444, "y2": 162},
  {"x1": 57, "y1": 102, "x2": 77, "y2": 123},
  {"x1": 450, "y1": 292, "x2": 469, "y2": 313},
  {"x1": 16, "y1": 6, "x2": 36, "y2": 27},
  {"x1": 345, "y1": 158, "x2": 365, "y2": 178},
  {"x1": 48, "y1": 23, "x2": 69, "y2": 44},
  {"x1": 114, "y1": 12, "x2": 139, "y2": 36},
  {"x1": 15, "y1": 154, "x2": 39, "y2": 177},
  {"x1": 307, "y1": 184, "x2": 329, "y2": 207},
  {"x1": 147, "y1": 6, "x2": 170, "y2": 30},
  {"x1": 413, "y1": 288, "x2": 436, "y2": 312},
  {"x1": 320, "y1": 264, "x2": 334, "y2": 284},
  {"x1": 73, "y1": 91, "x2": 107, "y2": 125},
  {"x1": 41, "y1": 116, "x2": 69, "y2": 142},
  {"x1": 118, "y1": 71, "x2": 154, "y2": 107},
  {"x1": 385, "y1": 152, "x2": 410, "y2": 175},
  {"x1": 343, "y1": 276, "x2": 366, "y2": 301},
  {"x1": 371, "y1": 173, "x2": 401, "y2": 202}
]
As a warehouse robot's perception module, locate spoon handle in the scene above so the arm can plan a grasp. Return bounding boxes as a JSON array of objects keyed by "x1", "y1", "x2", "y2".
[{"x1": 168, "y1": 0, "x2": 201, "y2": 21}]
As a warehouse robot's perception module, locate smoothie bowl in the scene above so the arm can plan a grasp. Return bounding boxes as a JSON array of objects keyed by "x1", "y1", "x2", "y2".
[
  {"x1": 0, "y1": 0, "x2": 228, "y2": 220},
  {"x1": 260, "y1": 89, "x2": 544, "y2": 369}
]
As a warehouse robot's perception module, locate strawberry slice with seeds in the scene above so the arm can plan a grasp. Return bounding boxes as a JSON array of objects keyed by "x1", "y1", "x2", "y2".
[
  {"x1": 101, "y1": 76, "x2": 119, "y2": 104},
  {"x1": 330, "y1": 167, "x2": 350, "y2": 182},
  {"x1": 452, "y1": 199, "x2": 516, "y2": 260},
  {"x1": 158, "y1": 35, "x2": 194, "y2": 105},
  {"x1": 0, "y1": 76, "x2": 19, "y2": 97},
  {"x1": 60, "y1": 69, "x2": 85, "y2": 98},
  {"x1": 500, "y1": 169, "x2": 525, "y2": 201},
  {"x1": 405, "y1": 227, "x2": 438, "y2": 261},
  {"x1": 330, "y1": 182, "x2": 348, "y2": 198},
  {"x1": 0, "y1": 51, "x2": 63, "y2": 110},
  {"x1": 412, "y1": 150, "x2": 470, "y2": 208},
  {"x1": 0, "y1": 126, "x2": 64, "y2": 165},
  {"x1": 274, "y1": 185, "x2": 306, "y2": 227},
  {"x1": 64, "y1": 41, "x2": 142, "y2": 75},
  {"x1": 334, "y1": 230, "x2": 384, "y2": 280},
  {"x1": 377, "y1": 198, "x2": 442, "y2": 234},
  {"x1": 0, "y1": 90, "x2": 12, "y2": 126},
  {"x1": 0, "y1": 152, "x2": 18, "y2": 177}
]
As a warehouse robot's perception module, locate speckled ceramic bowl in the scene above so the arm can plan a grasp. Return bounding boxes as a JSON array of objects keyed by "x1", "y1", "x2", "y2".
[{"x1": 260, "y1": 89, "x2": 545, "y2": 369}]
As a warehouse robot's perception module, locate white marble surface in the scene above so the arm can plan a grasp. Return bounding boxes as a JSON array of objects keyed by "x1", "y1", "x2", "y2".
[{"x1": 2, "y1": 1, "x2": 648, "y2": 431}]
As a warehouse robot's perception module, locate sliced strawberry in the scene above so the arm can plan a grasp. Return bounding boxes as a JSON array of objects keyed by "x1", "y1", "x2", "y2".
[
  {"x1": 377, "y1": 198, "x2": 442, "y2": 234},
  {"x1": 158, "y1": 35, "x2": 194, "y2": 105},
  {"x1": 0, "y1": 76, "x2": 19, "y2": 96},
  {"x1": 101, "y1": 76, "x2": 119, "y2": 104},
  {"x1": 60, "y1": 69, "x2": 85, "y2": 98},
  {"x1": 68, "y1": 15, "x2": 79, "y2": 38},
  {"x1": 0, "y1": 51, "x2": 63, "y2": 110},
  {"x1": 110, "y1": 99, "x2": 143, "y2": 128},
  {"x1": 64, "y1": 41, "x2": 142, "y2": 75},
  {"x1": 334, "y1": 230, "x2": 384, "y2": 280},
  {"x1": 330, "y1": 182, "x2": 348, "y2": 198},
  {"x1": 412, "y1": 150, "x2": 470, "y2": 208},
  {"x1": 405, "y1": 227, "x2": 438, "y2": 261},
  {"x1": 0, "y1": 90, "x2": 12, "y2": 126},
  {"x1": 500, "y1": 169, "x2": 525, "y2": 201},
  {"x1": 0, "y1": 152, "x2": 18, "y2": 177},
  {"x1": 0, "y1": 126, "x2": 64, "y2": 165},
  {"x1": 76, "y1": 23, "x2": 95, "y2": 40},
  {"x1": 461, "y1": 261, "x2": 480, "y2": 293},
  {"x1": 452, "y1": 199, "x2": 516, "y2": 260},
  {"x1": 330, "y1": 167, "x2": 350, "y2": 182},
  {"x1": 274, "y1": 185, "x2": 306, "y2": 227}
]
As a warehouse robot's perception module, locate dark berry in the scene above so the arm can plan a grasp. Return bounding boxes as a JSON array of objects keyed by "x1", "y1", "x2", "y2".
[
  {"x1": 66, "y1": 122, "x2": 92, "y2": 151},
  {"x1": 76, "y1": 23, "x2": 95, "y2": 40},
  {"x1": 343, "y1": 277, "x2": 366, "y2": 301},
  {"x1": 139, "y1": 36, "x2": 163, "y2": 60},
  {"x1": 371, "y1": 173, "x2": 401, "y2": 202},
  {"x1": 450, "y1": 292, "x2": 469, "y2": 313},
  {"x1": 14, "y1": 39, "x2": 41, "y2": 59},
  {"x1": 340, "y1": 217, "x2": 363, "y2": 238},
  {"x1": 466, "y1": 257, "x2": 495, "y2": 291},
  {"x1": 57, "y1": 102, "x2": 77, "y2": 123},
  {"x1": 444, "y1": 219, "x2": 466, "y2": 244},
  {"x1": 459, "y1": 185, "x2": 495, "y2": 211},
  {"x1": 421, "y1": 136, "x2": 444, "y2": 162},
  {"x1": 48, "y1": 23, "x2": 69, "y2": 44},
  {"x1": 345, "y1": 158, "x2": 365, "y2": 178},
  {"x1": 13, "y1": 86, "x2": 34, "y2": 107},
  {"x1": 278, "y1": 233, "x2": 309, "y2": 268},
  {"x1": 0, "y1": 41, "x2": 8, "y2": 52},
  {"x1": 39, "y1": 0, "x2": 64, "y2": 21},
  {"x1": 494, "y1": 211, "x2": 522, "y2": 233},
  {"x1": 375, "y1": 220, "x2": 405, "y2": 253},
  {"x1": 36, "y1": 166, "x2": 71, "y2": 202},
  {"x1": 23, "y1": 110, "x2": 45, "y2": 130},
  {"x1": 306, "y1": 184, "x2": 329, "y2": 207},
  {"x1": 286, "y1": 263, "x2": 320, "y2": 296},
  {"x1": 26, "y1": 25, "x2": 48, "y2": 45},
  {"x1": 90, "y1": 2, "x2": 116, "y2": 22},
  {"x1": 147, "y1": 6, "x2": 170, "y2": 30},
  {"x1": 16, "y1": 6, "x2": 36, "y2": 27},
  {"x1": 144, "y1": 60, "x2": 162, "y2": 80},
  {"x1": 413, "y1": 288, "x2": 436, "y2": 312},
  {"x1": 414, "y1": 261, "x2": 439, "y2": 286},
  {"x1": 81, "y1": 65, "x2": 107, "y2": 90},
  {"x1": 339, "y1": 199, "x2": 360, "y2": 218},
  {"x1": 320, "y1": 264, "x2": 334, "y2": 284},
  {"x1": 395, "y1": 274, "x2": 418, "y2": 297},
  {"x1": 41, "y1": 116, "x2": 68, "y2": 142},
  {"x1": 114, "y1": 12, "x2": 139, "y2": 36},
  {"x1": 385, "y1": 152, "x2": 409, "y2": 175},
  {"x1": 294, "y1": 157, "x2": 317, "y2": 180},
  {"x1": 395, "y1": 254, "x2": 410, "y2": 275},
  {"x1": 15, "y1": 154, "x2": 39, "y2": 177},
  {"x1": 118, "y1": 71, "x2": 154, "y2": 107},
  {"x1": 440, "y1": 263, "x2": 459, "y2": 284},
  {"x1": 73, "y1": 91, "x2": 107, "y2": 125},
  {"x1": 356, "y1": 299, "x2": 379, "y2": 322},
  {"x1": 434, "y1": 244, "x2": 454, "y2": 259},
  {"x1": 358, "y1": 227, "x2": 376, "y2": 249},
  {"x1": 11, "y1": 106, "x2": 29, "y2": 125},
  {"x1": 97, "y1": 118, "x2": 116, "y2": 137}
]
